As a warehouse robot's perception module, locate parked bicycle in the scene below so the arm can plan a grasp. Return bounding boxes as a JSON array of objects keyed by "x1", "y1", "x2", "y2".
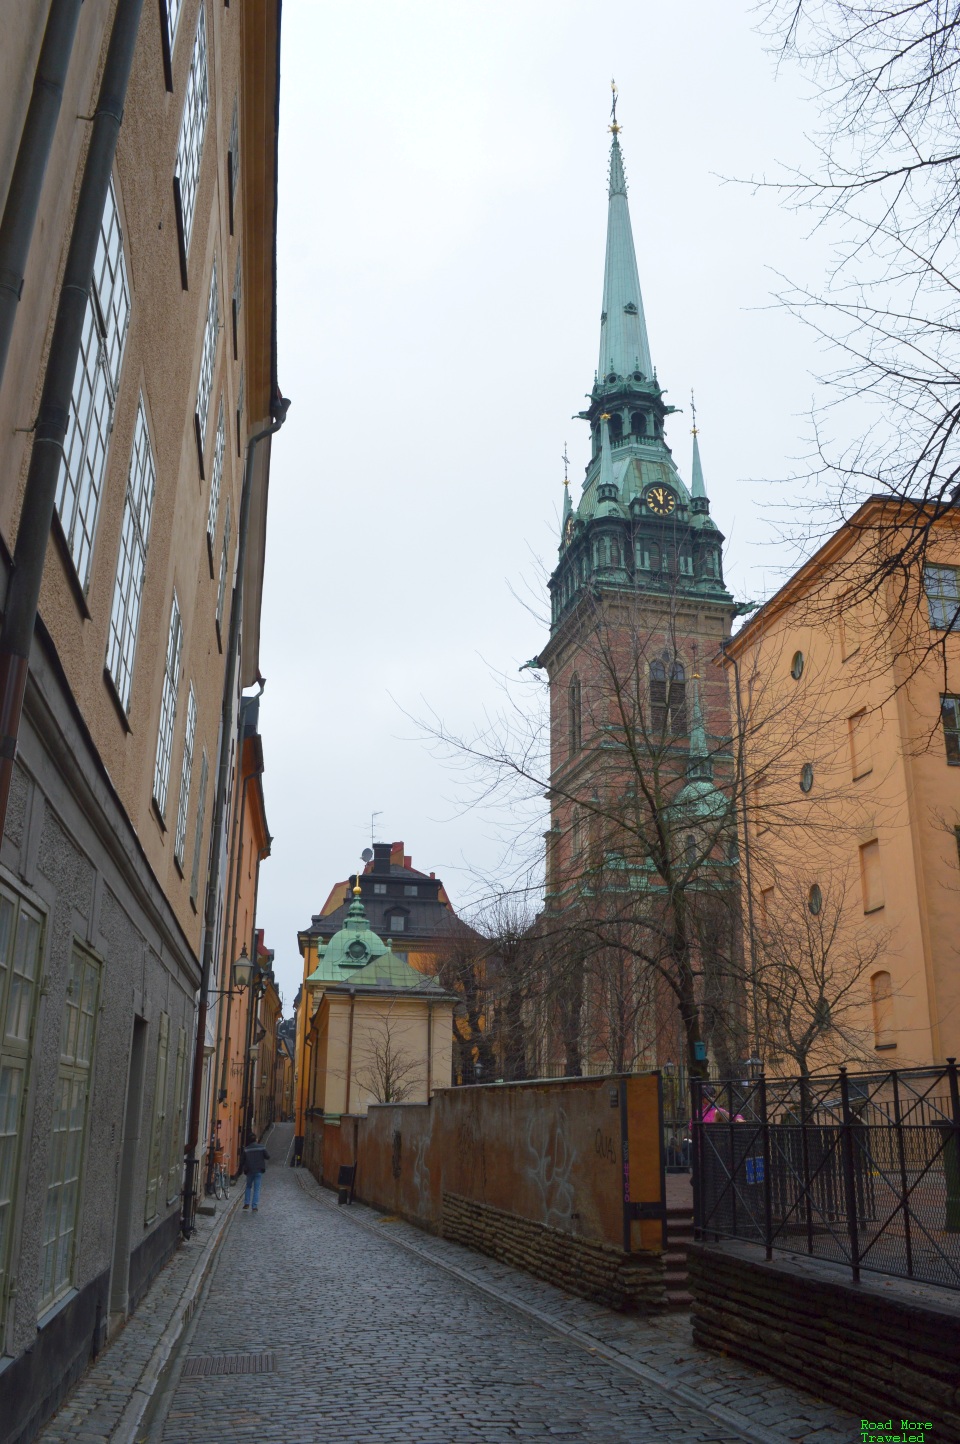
[{"x1": 213, "y1": 1157, "x2": 230, "y2": 1200}]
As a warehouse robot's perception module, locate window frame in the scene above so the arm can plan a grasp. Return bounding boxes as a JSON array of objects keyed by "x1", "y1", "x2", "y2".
[
  {"x1": 195, "y1": 261, "x2": 219, "y2": 472},
  {"x1": 205, "y1": 398, "x2": 225, "y2": 563},
  {"x1": 153, "y1": 593, "x2": 183, "y2": 819},
  {"x1": 55, "y1": 180, "x2": 131, "y2": 594},
  {"x1": 105, "y1": 398, "x2": 156, "y2": 715},
  {"x1": 924, "y1": 565, "x2": 960, "y2": 632},
  {"x1": 174, "y1": 684, "x2": 197, "y2": 869},
  {"x1": 40, "y1": 944, "x2": 101, "y2": 1312},
  {"x1": 173, "y1": 5, "x2": 209, "y2": 283},
  {"x1": 941, "y1": 694, "x2": 960, "y2": 765}
]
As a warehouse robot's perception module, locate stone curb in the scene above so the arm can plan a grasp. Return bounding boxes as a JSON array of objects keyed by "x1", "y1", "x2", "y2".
[
  {"x1": 113, "y1": 1181, "x2": 246, "y2": 1444},
  {"x1": 293, "y1": 1169, "x2": 776, "y2": 1444}
]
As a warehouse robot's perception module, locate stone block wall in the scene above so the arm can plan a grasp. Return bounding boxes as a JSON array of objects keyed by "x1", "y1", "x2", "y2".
[
  {"x1": 689, "y1": 1241, "x2": 960, "y2": 1440},
  {"x1": 442, "y1": 1193, "x2": 666, "y2": 1312}
]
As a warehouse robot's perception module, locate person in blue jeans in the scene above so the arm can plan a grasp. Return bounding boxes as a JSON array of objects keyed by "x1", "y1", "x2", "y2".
[{"x1": 240, "y1": 1135, "x2": 269, "y2": 1211}]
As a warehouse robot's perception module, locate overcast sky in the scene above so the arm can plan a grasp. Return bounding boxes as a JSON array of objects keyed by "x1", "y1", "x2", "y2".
[{"x1": 255, "y1": 0, "x2": 835, "y2": 1009}]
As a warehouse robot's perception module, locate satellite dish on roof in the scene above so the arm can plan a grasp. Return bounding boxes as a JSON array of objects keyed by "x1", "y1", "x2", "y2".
[{"x1": 361, "y1": 848, "x2": 373, "y2": 862}]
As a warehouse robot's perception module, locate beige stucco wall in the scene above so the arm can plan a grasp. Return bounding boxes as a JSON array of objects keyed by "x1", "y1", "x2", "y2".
[
  {"x1": 310, "y1": 992, "x2": 455, "y2": 1117},
  {"x1": 728, "y1": 514, "x2": 960, "y2": 1066},
  {"x1": 0, "y1": 0, "x2": 271, "y2": 954}
]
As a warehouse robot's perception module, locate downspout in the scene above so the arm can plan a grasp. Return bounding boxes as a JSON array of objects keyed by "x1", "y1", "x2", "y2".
[
  {"x1": 182, "y1": 399, "x2": 290, "y2": 1235},
  {"x1": 426, "y1": 1000, "x2": 433, "y2": 1097},
  {"x1": 0, "y1": 0, "x2": 145, "y2": 837},
  {"x1": 0, "y1": 0, "x2": 85, "y2": 389}
]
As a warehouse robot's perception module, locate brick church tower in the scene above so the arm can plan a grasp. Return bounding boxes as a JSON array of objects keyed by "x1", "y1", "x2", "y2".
[{"x1": 534, "y1": 97, "x2": 743, "y2": 1076}]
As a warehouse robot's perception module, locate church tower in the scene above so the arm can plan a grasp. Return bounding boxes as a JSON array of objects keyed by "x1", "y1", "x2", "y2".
[{"x1": 537, "y1": 99, "x2": 742, "y2": 1073}]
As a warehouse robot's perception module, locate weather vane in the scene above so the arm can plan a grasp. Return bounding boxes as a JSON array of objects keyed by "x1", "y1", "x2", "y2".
[
  {"x1": 562, "y1": 441, "x2": 570, "y2": 487},
  {"x1": 609, "y1": 78, "x2": 621, "y2": 135},
  {"x1": 690, "y1": 390, "x2": 698, "y2": 436}
]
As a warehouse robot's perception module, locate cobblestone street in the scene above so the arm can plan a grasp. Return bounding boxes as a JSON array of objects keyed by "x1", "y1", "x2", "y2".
[{"x1": 143, "y1": 1124, "x2": 856, "y2": 1444}]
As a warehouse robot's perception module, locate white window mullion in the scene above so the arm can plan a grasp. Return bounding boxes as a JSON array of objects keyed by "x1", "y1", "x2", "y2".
[
  {"x1": 106, "y1": 399, "x2": 156, "y2": 712},
  {"x1": 174, "y1": 685, "x2": 197, "y2": 866},
  {"x1": 154, "y1": 593, "x2": 183, "y2": 817},
  {"x1": 196, "y1": 261, "x2": 219, "y2": 452},
  {"x1": 174, "y1": 8, "x2": 209, "y2": 258},
  {"x1": 206, "y1": 400, "x2": 224, "y2": 543}
]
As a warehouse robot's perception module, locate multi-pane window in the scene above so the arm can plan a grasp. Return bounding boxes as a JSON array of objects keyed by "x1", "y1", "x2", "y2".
[
  {"x1": 236, "y1": 363, "x2": 244, "y2": 455},
  {"x1": 206, "y1": 400, "x2": 225, "y2": 545},
  {"x1": 40, "y1": 947, "x2": 100, "y2": 1310},
  {"x1": 164, "y1": 0, "x2": 183, "y2": 52},
  {"x1": 217, "y1": 500, "x2": 231, "y2": 636},
  {"x1": 173, "y1": 6, "x2": 208, "y2": 260},
  {"x1": 154, "y1": 594, "x2": 183, "y2": 816},
  {"x1": 941, "y1": 694, "x2": 960, "y2": 764},
  {"x1": 0, "y1": 888, "x2": 43, "y2": 1330},
  {"x1": 228, "y1": 97, "x2": 240, "y2": 234},
  {"x1": 232, "y1": 250, "x2": 242, "y2": 359},
  {"x1": 56, "y1": 182, "x2": 130, "y2": 590},
  {"x1": 145, "y1": 1014, "x2": 169, "y2": 1224},
  {"x1": 924, "y1": 566, "x2": 960, "y2": 631},
  {"x1": 189, "y1": 751, "x2": 209, "y2": 906},
  {"x1": 166, "y1": 1026, "x2": 187, "y2": 1205},
  {"x1": 174, "y1": 685, "x2": 197, "y2": 867},
  {"x1": 650, "y1": 660, "x2": 687, "y2": 734},
  {"x1": 404, "y1": 885, "x2": 419, "y2": 897},
  {"x1": 373, "y1": 883, "x2": 387, "y2": 895},
  {"x1": 196, "y1": 261, "x2": 219, "y2": 453},
  {"x1": 106, "y1": 400, "x2": 156, "y2": 712}
]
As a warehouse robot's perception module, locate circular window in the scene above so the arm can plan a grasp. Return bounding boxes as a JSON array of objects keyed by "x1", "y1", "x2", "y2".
[
  {"x1": 800, "y1": 763, "x2": 814, "y2": 793},
  {"x1": 791, "y1": 651, "x2": 805, "y2": 680},
  {"x1": 808, "y1": 883, "x2": 823, "y2": 915}
]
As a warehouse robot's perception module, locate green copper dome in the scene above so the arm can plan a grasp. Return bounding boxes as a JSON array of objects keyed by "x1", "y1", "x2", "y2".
[{"x1": 306, "y1": 890, "x2": 391, "y2": 984}]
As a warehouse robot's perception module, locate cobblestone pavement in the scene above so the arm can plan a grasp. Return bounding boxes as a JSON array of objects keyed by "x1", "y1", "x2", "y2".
[{"x1": 154, "y1": 1123, "x2": 859, "y2": 1444}]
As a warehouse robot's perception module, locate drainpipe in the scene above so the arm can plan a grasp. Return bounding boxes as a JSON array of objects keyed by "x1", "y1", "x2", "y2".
[
  {"x1": 0, "y1": 0, "x2": 145, "y2": 839},
  {"x1": 0, "y1": 0, "x2": 85, "y2": 389},
  {"x1": 182, "y1": 398, "x2": 290, "y2": 1235},
  {"x1": 426, "y1": 1001, "x2": 433, "y2": 1097}
]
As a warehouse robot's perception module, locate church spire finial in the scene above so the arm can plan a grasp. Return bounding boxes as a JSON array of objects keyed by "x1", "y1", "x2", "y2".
[
  {"x1": 609, "y1": 78, "x2": 621, "y2": 136},
  {"x1": 690, "y1": 397, "x2": 710, "y2": 514}
]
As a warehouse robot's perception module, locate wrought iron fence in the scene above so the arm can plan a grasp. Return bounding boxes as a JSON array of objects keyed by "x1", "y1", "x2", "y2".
[{"x1": 692, "y1": 1063, "x2": 960, "y2": 1290}]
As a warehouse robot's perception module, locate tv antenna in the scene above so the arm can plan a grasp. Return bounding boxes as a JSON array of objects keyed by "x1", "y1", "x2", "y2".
[{"x1": 370, "y1": 811, "x2": 382, "y2": 849}]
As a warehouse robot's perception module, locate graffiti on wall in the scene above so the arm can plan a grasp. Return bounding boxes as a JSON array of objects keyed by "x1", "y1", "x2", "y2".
[
  {"x1": 523, "y1": 1107, "x2": 576, "y2": 1230},
  {"x1": 413, "y1": 1133, "x2": 431, "y2": 1210}
]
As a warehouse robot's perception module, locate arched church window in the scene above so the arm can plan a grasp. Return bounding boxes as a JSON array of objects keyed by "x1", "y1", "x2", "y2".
[
  {"x1": 568, "y1": 673, "x2": 582, "y2": 755},
  {"x1": 631, "y1": 411, "x2": 646, "y2": 436},
  {"x1": 669, "y1": 662, "x2": 687, "y2": 734},
  {"x1": 609, "y1": 414, "x2": 623, "y2": 443},
  {"x1": 650, "y1": 662, "x2": 667, "y2": 733}
]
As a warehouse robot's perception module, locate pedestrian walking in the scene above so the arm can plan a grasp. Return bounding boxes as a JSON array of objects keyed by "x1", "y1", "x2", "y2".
[{"x1": 240, "y1": 1134, "x2": 269, "y2": 1211}]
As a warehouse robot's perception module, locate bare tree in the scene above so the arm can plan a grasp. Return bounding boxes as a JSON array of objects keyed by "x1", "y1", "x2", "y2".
[
  {"x1": 751, "y1": 2, "x2": 960, "y2": 665},
  {"x1": 355, "y1": 1009, "x2": 424, "y2": 1105},
  {"x1": 754, "y1": 868, "x2": 893, "y2": 1075}
]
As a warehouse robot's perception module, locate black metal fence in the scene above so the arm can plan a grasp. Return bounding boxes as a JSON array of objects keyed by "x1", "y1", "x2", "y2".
[{"x1": 692, "y1": 1063, "x2": 960, "y2": 1290}]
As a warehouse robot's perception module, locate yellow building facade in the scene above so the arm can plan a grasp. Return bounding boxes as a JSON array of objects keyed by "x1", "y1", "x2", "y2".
[{"x1": 725, "y1": 499, "x2": 960, "y2": 1069}]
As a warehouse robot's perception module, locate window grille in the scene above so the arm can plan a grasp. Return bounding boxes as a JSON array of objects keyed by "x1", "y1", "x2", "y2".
[
  {"x1": 174, "y1": 684, "x2": 197, "y2": 866},
  {"x1": 174, "y1": 7, "x2": 208, "y2": 259},
  {"x1": 217, "y1": 500, "x2": 231, "y2": 635},
  {"x1": 941, "y1": 694, "x2": 960, "y2": 764},
  {"x1": 56, "y1": 182, "x2": 130, "y2": 590},
  {"x1": 228, "y1": 97, "x2": 240, "y2": 233},
  {"x1": 924, "y1": 566, "x2": 960, "y2": 631},
  {"x1": 196, "y1": 260, "x2": 219, "y2": 452},
  {"x1": 190, "y1": 750, "x2": 209, "y2": 905},
  {"x1": 106, "y1": 399, "x2": 156, "y2": 712},
  {"x1": 232, "y1": 250, "x2": 242, "y2": 358},
  {"x1": 206, "y1": 399, "x2": 225, "y2": 543},
  {"x1": 145, "y1": 1013, "x2": 169, "y2": 1224},
  {"x1": 40, "y1": 946, "x2": 100, "y2": 1309},
  {"x1": 154, "y1": 594, "x2": 183, "y2": 816},
  {"x1": 165, "y1": 0, "x2": 183, "y2": 52},
  {"x1": 0, "y1": 888, "x2": 43, "y2": 1330}
]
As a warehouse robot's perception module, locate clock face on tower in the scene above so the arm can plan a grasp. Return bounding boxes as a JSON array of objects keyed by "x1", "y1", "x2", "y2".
[{"x1": 644, "y1": 484, "x2": 677, "y2": 517}]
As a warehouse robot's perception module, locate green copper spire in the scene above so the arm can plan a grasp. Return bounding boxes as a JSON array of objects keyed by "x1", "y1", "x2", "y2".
[
  {"x1": 687, "y1": 674, "x2": 711, "y2": 780},
  {"x1": 598, "y1": 87, "x2": 653, "y2": 384}
]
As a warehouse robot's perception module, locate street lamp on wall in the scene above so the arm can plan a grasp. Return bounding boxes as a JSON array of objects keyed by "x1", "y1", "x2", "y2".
[{"x1": 232, "y1": 944, "x2": 255, "y2": 993}]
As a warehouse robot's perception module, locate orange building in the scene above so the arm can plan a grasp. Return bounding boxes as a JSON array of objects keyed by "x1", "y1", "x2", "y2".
[
  {"x1": 206, "y1": 696, "x2": 271, "y2": 1179},
  {"x1": 724, "y1": 498, "x2": 960, "y2": 1069}
]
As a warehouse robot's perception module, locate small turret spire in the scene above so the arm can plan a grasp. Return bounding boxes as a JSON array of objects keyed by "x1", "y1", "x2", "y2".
[
  {"x1": 687, "y1": 675, "x2": 713, "y2": 781},
  {"x1": 690, "y1": 393, "x2": 710, "y2": 515},
  {"x1": 598, "y1": 413, "x2": 615, "y2": 495}
]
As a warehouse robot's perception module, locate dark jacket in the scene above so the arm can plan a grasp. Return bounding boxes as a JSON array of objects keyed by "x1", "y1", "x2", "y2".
[{"x1": 240, "y1": 1142, "x2": 269, "y2": 1175}]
